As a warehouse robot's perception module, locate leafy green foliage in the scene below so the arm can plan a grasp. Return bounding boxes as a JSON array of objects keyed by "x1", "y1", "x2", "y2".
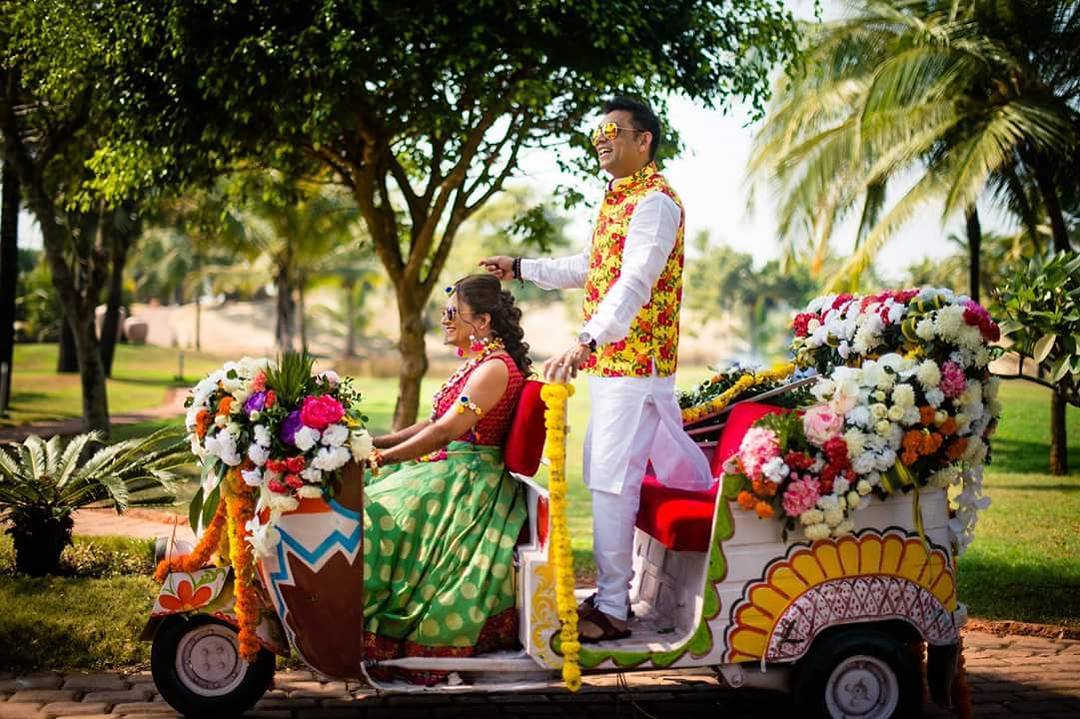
[
  {"x1": 750, "y1": 0, "x2": 1080, "y2": 289},
  {"x1": 996, "y1": 251, "x2": 1080, "y2": 404},
  {"x1": 0, "y1": 428, "x2": 187, "y2": 524}
]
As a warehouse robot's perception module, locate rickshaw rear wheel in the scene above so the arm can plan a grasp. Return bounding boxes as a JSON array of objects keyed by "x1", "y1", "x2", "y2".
[
  {"x1": 792, "y1": 626, "x2": 921, "y2": 719},
  {"x1": 151, "y1": 614, "x2": 275, "y2": 716}
]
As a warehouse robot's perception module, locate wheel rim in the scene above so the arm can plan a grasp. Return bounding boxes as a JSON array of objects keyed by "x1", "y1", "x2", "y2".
[
  {"x1": 824, "y1": 654, "x2": 899, "y2": 719},
  {"x1": 174, "y1": 622, "x2": 247, "y2": 697}
]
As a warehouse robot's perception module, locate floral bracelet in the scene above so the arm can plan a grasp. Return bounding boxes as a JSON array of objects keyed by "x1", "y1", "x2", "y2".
[
  {"x1": 366, "y1": 448, "x2": 384, "y2": 476},
  {"x1": 456, "y1": 394, "x2": 484, "y2": 417}
]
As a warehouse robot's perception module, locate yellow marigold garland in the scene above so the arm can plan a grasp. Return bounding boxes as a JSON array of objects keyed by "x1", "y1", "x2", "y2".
[
  {"x1": 224, "y1": 468, "x2": 261, "y2": 662},
  {"x1": 680, "y1": 362, "x2": 797, "y2": 424},
  {"x1": 153, "y1": 495, "x2": 228, "y2": 583},
  {"x1": 540, "y1": 383, "x2": 581, "y2": 692}
]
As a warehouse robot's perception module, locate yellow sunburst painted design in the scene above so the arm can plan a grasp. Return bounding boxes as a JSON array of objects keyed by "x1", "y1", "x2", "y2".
[{"x1": 726, "y1": 532, "x2": 957, "y2": 663}]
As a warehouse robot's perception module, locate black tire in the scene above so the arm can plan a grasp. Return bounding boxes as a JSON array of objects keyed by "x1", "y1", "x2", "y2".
[
  {"x1": 151, "y1": 614, "x2": 275, "y2": 717},
  {"x1": 792, "y1": 627, "x2": 922, "y2": 719}
]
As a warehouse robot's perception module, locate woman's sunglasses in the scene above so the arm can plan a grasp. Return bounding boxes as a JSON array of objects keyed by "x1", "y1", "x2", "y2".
[{"x1": 590, "y1": 121, "x2": 644, "y2": 146}]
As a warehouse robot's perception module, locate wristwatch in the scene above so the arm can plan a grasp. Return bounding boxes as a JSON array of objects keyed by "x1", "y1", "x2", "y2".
[{"x1": 577, "y1": 331, "x2": 597, "y2": 352}]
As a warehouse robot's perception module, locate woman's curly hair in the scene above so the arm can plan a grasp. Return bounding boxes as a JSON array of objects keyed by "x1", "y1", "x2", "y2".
[{"x1": 454, "y1": 274, "x2": 533, "y2": 376}]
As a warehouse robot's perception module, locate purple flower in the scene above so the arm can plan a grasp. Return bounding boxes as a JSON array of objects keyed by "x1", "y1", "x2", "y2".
[
  {"x1": 243, "y1": 391, "x2": 267, "y2": 415},
  {"x1": 280, "y1": 410, "x2": 303, "y2": 446}
]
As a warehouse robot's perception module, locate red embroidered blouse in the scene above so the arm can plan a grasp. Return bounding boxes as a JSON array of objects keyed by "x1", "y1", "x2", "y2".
[{"x1": 433, "y1": 353, "x2": 525, "y2": 446}]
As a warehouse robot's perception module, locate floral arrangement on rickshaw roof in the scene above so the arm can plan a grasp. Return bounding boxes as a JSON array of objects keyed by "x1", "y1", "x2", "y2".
[
  {"x1": 183, "y1": 353, "x2": 372, "y2": 556},
  {"x1": 679, "y1": 362, "x2": 810, "y2": 423},
  {"x1": 724, "y1": 288, "x2": 1002, "y2": 554}
]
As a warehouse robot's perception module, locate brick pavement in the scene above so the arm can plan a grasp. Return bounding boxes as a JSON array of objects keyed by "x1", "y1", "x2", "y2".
[{"x1": 1, "y1": 630, "x2": 1077, "y2": 718}]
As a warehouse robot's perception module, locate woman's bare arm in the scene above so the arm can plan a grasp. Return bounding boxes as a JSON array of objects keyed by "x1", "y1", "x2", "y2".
[
  {"x1": 373, "y1": 420, "x2": 430, "y2": 449},
  {"x1": 379, "y1": 359, "x2": 510, "y2": 465}
]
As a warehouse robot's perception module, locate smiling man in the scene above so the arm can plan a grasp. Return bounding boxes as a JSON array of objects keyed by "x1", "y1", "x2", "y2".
[{"x1": 481, "y1": 96, "x2": 713, "y2": 643}]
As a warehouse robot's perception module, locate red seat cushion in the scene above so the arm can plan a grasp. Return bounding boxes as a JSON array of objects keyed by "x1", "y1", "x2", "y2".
[
  {"x1": 636, "y1": 402, "x2": 789, "y2": 552},
  {"x1": 504, "y1": 380, "x2": 547, "y2": 476}
]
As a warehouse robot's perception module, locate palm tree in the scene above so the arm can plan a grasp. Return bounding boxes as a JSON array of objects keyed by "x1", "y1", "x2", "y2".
[{"x1": 750, "y1": 0, "x2": 1079, "y2": 293}]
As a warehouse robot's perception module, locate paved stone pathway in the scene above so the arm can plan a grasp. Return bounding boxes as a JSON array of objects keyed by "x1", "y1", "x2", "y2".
[{"x1": 1, "y1": 630, "x2": 1077, "y2": 718}]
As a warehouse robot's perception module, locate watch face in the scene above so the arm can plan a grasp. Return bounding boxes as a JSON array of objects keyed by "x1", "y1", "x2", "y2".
[{"x1": 577, "y1": 332, "x2": 592, "y2": 345}]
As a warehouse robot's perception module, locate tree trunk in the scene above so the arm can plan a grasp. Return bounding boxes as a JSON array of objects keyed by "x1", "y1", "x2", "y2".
[
  {"x1": 298, "y1": 278, "x2": 307, "y2": 352},
  {"x1": 1049, "y1": 387, "x2": 1068, "y2": 476},
  {"x1": 343, "y1": 278, "x2": 356, "y2": 359},
  {"x1": 392, "y1": 291, "x2": 429, "y2": 430},
  {"x1": 57, "y1": 317, "x2": 79, "y2": 373},
  {"x1": 71, "y1": 307, "x2": 110, "y2": 435},
  {"x1": 0, "y1": 162, "x2": 17, "y2": 412},
  {"x1": 1033, "y1": 156, "x2": 1074, "y2": 254},
  {"x1": 99, "y1": 212, "x2": 136, "y2": 376},
  {"x1": 965, "y1": 205, "x2": 981, "y2": 303},
  {"x1": 275, "y1": 265, "x2": 295, "y2": 351}
]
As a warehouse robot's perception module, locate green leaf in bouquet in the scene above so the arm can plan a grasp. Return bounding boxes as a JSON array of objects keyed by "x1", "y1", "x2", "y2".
[
  {"x1": 202, "y1": 483, "x2": 221, "y2": 532},
  {"x1": 265, "y1": 350, "x2": 316, "y2": 408},
  {"x1": 188, "y1": 485, "x2": 204, "y2": 533}
]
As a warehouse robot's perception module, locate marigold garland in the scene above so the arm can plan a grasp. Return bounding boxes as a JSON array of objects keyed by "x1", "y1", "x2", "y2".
[
  {"x1": 224, "y1": 468, "x2": 261, "y2": 662},
  {"x1": 153, "y1": 497, "x2": 228, "y2": 583},
  {"x1": 680, "y1": 363, "x2": 796, "y2": 424},
  {"x1": 540, "y1": 383, "x2": 581, "y2": 692}
]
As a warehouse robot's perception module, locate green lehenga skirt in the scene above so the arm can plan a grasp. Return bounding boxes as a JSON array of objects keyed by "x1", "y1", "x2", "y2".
[{"x1": 361, "y1": 441, "x2": 527, "y2": 676}]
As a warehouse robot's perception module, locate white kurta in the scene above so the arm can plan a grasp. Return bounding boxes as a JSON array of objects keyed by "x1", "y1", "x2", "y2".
[{"x1": 521, "y1": 188, "x2": 713, "y2": 620}]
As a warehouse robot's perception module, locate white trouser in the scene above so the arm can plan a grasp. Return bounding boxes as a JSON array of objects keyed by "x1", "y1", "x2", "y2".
[{"x1": 584, "y1": 374, "x2": 712, "y2": 621}]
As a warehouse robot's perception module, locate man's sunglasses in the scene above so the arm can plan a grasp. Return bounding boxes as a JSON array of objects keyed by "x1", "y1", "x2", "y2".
[{"x1": 590, "y1": 121, "x2": 644, "y2": 146}]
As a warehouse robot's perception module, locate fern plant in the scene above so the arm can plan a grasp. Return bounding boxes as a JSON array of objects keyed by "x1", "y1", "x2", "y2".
[{"x1": 0, "y1": 428, "x2": 188, "y2": 575}]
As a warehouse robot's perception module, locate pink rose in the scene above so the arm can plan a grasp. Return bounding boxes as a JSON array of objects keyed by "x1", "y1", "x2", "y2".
[
  {"x1": 782, "y1": 477, "x2": 821, "y2": 517},
  {"x1": 299, "y1": 394, "x2": 345, "y2": 430},
  {"x1": 803, "y1": 404, "x2": 844, "y2": 447},
  {"x1": 738, "y1": 427, "x2": 781, "y2": 482}
]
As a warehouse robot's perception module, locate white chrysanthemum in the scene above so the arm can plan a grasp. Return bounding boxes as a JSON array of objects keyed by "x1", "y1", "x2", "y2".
[
  {"x1": 832, "y1": 518, "x2": 855, "y2": 537},
  {"x1": 297, "y1": 485, "x2": 323, "y2": 499},
  {"x1": 214, "y1": 414, "x2": 228, "y2": 428},
  {"x1": 837, "y1": 341, "x2": 851, "y2": 360},
  {"x1": 246, "y1": 521, "x2": 282, "y2": 557},
  {"x1": 247, "y1": 444, "x2": 269, "y2": 467},
  {"x1": 321, "y1": 423, "x2": 350, "y2": 447},
  {"x1": 901, "y1": 407, "x2": 921, "y2": 426},
  {"x1": 312, "y1": 446, "x2": 350, "y2": 472},
  {"x1": 241, "y1": 468, "x2": 263, "y2": 487},
  {"x1": 834, "y1": 477, "x2": 851, "y2": 495},
  {"x1": 823, "y1": 507, "x2": 844, "y2": 527},
  {"x1": 886, "y1": 405, "x2": 905, "y2": 422},
  {"x1": 857, "y1": 479, "x2": 873, "y2": 495},
  {"x1": 349, "y1": 429, "x2": 374, "y2": 463},
  {"x1": 915, "y1": 318, "x2": 936, "y2": 341},
  {"x1": 846, "y1": 491, "x2": 861, "y2": 510},
  {"x1": 935, "y1": 305, "x2": 964, "y2": 337},
  {"x1": 891, "y1": 383, "x2": 915, "y2": 410},
  {"x1": 875, "y1": 449, "x2": 897, "y2": 471},
  {"x1": 916, "y1": 360, "x2": 941, "y2": 388},
  {"x1": 761, "y1": 457, "x2": 790, "y2": 484},
  {"x1": 294, "y1": 426, "x2": 321, "y2": 452},
  {"x1": 800, "y1": 509, "x2": 825, "y2": 525},
  {"x1": 874, "y1": 420, "x2": 892, "y2": 437},
  {"x1": 843, "y1": 429, "x2": 867, "y2": 457},
  {"x1": 253, "y1": 424, "x2": 272, "y2": 448},
  {"x1": 817, "y1": 495, "x2": 840, "y2": 511},
  {"x1": 805, "y1": 523, "x2": 831, "y2": 540},
  {"x1": 300, "y1": 467, "x2": 322, "y2": 482},
  {"x1": 851, "y1": 453, "x2": 875, "y2": 475},
  {"x1": 925, "y1": 388, "x2": 945, "y2": 407},
  {"x1": 204, "y1": 427, "x2": 241, "y2": 466},
  {"x1": 256, "y1": 490, "x2": 299, "y2": 516},
  {"x1": 846, "y1": 406, "x2": 871, "y2": 429}
]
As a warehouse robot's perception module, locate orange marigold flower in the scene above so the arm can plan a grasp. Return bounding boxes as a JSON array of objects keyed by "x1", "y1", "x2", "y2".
[
  {"x1": 901, "y1": 450, "x2": 919, "y2": 466},
  {"x1": 752, "y1": 478, "x2": 778, "y2": 497},
  {"x1": 946, "y1": 438, "x2": 969, "y2": 460},
  {"x1": 194, "y1": 409, "x2": 211, "y2": 439},
  {"x1": 919, "y1": 406, "x2": 936, "y2": 426},
  {"x1": 737, "y1": 490, "x2": 757, "y2": 510},
  {"x1": 755, "y1": 501, "x2": 775, "y2": 519},
  {"x1": 939, "y1": 417, "x2": 958, "y2": 436},
  {"x1": 217, "y1": 396, "x2": 233, "y2": 417},
  {"x1": 921, "y1": 432, "x2": 942, "y2": 455},
  {"x1": 902, "y1": 430, "x2": 923, "y2": 451}
]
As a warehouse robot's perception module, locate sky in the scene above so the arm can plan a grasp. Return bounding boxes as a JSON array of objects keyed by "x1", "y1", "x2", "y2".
[{"x1": 15, "y1": 1, "x2": 1014, "y2": 283}]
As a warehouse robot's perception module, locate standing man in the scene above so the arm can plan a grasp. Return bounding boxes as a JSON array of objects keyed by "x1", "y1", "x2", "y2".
[{"x1": 481, "y1": 97, "x2": 712, "y2": 642}]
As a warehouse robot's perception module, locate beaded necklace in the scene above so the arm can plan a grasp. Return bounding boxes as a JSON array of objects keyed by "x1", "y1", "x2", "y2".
[{"x1": 428, "y1": 337, "x2": 506, "y2": 422}]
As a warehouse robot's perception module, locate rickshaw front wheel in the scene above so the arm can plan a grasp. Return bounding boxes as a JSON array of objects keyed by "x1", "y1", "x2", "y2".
[
  {"x1": 791, "y1": 626, "x2": 921, "y2": 719},
  {"x1": 151, "y1": 614, "x2": 275, "y2": 716}
]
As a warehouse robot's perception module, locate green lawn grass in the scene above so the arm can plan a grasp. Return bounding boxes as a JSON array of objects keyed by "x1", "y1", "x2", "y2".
[{"x1": 2, "y1": 343, "x2": 228, "y2": 427}]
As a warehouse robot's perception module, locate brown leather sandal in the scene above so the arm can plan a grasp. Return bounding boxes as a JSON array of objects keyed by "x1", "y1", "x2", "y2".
[
  {"x1": 578, "y1": 592, "x2": 635, "y2": 620},
  {"x1": 578, "y1": 605, "x2": 632, "y2": 643}
]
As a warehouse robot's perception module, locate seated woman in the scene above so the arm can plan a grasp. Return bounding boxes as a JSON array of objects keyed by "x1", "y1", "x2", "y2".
[{"x1": 359, "y1": 274, "x2": 532, "y2": 683}]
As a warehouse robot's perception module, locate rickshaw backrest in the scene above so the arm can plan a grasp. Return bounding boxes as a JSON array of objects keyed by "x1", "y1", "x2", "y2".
[{"x1": 504, "y1": 380, "x2": 548, "y2": 476}]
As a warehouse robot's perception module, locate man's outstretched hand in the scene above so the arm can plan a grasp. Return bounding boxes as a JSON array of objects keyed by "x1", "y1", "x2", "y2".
[
  {"x1": 543, "y1": 343, "x2": 592, "y2": 384},
  {"x1": 479, "y1": 256, "x2": 515, "y2": 281}
]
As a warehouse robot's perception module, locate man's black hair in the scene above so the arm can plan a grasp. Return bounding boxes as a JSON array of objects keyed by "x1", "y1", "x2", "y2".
[{"x1": 602, "y1": 96, "x2": 661, "y2": 160}]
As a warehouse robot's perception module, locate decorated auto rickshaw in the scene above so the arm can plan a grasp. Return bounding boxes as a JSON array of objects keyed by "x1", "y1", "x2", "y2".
[{"x1": 145, "y1": 287, "x2": 996, "y2": 719}]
